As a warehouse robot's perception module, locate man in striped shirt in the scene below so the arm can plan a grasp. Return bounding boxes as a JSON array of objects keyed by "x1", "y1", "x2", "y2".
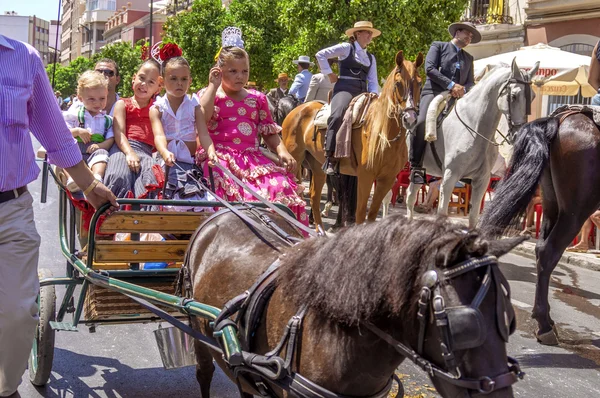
[{"x1": 0, "y1": 34, "x2": 117, "y2": 397}]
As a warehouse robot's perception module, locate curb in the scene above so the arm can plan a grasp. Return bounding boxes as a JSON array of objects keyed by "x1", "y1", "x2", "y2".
[{"x1": 512, "y1": 240, "x2": 600, "y2": 272}]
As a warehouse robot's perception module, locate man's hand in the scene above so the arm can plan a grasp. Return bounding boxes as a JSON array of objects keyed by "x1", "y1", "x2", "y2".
[
  {"x1": 85, "y1": 181, "x2": 118, "y2": 211},
  {"x1": 451, "y1": 84, "x2": 466, "y2": 98}
]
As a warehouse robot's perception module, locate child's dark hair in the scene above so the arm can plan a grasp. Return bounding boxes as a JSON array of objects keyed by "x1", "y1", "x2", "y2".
[
  {"x1": 163, "y1": 56, "x2": 190, "y2": 76},
  {"x1": 139, "y1": 58, "x2": 162, "y2": 73},
  {"x1": 215, "y1": 46, "x2": 248, "y2": 68}
]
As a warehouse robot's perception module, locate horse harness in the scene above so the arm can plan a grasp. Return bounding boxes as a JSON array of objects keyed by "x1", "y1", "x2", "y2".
[
  {"x1": 175, "y1": 206, "x2": 398, "y2": 398},
  {"x1": 366, "y1": 254, "x2": 524, "y2": 395}
]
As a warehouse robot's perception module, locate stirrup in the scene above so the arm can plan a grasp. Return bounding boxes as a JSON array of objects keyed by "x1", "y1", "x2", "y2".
[
  {"x1": 322, "y1": 158, "x2": 339, "y2": 176},
  {"x1": 410, "y1": 167, "x2": 426, "y2": 185}
]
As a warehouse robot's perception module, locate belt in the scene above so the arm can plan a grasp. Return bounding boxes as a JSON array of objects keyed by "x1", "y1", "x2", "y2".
[
  {"x1": 0, "y1": 186, "x2": 28, "y2": 204},
  {"x1": 338, "y1": 76, "x2": 364, "y2": 81}
]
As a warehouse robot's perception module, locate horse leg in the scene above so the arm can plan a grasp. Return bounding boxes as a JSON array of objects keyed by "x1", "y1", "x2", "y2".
[
  {"x1": 405, "y1": 182, "x2": 422, "y2": 221},
  {"x1": 468, "y1": 175, "x2": 489, "y2": 229},
  {"x1": 192, "y1": 320, "x2": 215, "y2": 397},
  {"x1": 367, "y1": 175, "x2": 397, "y2": 222},
  {"x1": 355, "y1": 168, "x2": 374, "y2": 224},
  {"x1": 437, "y1": 171, "x2": 461, "y2": 217},
  {"x1": 382, "y1": 190, "x2": 392, "y2": 217},
  {"x1": 305, "y1": 153, "x2": 326, "y2": 229},
  {"x1": 345, "y1": 175, "x2": 358, "y2": 225}
]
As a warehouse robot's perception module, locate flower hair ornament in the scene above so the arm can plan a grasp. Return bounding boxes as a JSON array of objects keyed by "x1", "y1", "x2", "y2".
[
  {"x1": 214, "y1": 26, "x2": 245, "y2": 62},
  {"x1": 150, "y1": 41, "x2": 183, "y2": 64}
]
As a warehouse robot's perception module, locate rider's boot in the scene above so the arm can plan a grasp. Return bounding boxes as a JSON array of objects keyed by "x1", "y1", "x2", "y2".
[{"x1": 322, "y1": 152, "x2": 339, "y2": 176}]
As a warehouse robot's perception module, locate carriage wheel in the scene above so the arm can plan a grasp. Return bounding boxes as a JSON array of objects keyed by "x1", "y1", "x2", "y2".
[{"x1": 28, "y1": 268, "x2": 56, "y2": 386}]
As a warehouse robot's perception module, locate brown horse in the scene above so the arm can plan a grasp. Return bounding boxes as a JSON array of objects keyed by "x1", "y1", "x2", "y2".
[
  {"x1": 479, "y1": 111, "x2": 600, "y2": 345},
  {"x1": 282, "y1": 51, "x2": 423, "y2": 228},
  {"x1": 186, "y1": 209, "x2": 525, "y2": 397}
]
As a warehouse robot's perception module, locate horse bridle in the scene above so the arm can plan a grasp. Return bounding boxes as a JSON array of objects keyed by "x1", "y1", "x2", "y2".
[
  {"x1": 367, "y1": 254, "x2": 524, "y2": 395},
  {"x1": 498, "y1": 75, "x2": 533, "y2": 137},
  {"x1": 389, "y1": 69, "x2": 419, "y2": 142}
]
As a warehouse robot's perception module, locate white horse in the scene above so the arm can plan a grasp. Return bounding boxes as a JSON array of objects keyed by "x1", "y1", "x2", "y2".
[{"x1": 406, "y1": 59, "x2": 539, "y2": 228}]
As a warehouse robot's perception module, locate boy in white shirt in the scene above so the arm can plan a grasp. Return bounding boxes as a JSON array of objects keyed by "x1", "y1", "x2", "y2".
[{"x1": 63, "y1": 70, "x2": 115, "y2": 191}]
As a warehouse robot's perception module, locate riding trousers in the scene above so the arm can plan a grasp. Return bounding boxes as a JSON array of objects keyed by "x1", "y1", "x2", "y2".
[
  {"x1": 325, "y1": 78, "x2": 367, "y2": 156},
  {"x1": 409, "y1": 93, "x2": 435, "y2": 168},
  {"x1": 0, "y1": 191, "x2": 40, "y2": 396}
]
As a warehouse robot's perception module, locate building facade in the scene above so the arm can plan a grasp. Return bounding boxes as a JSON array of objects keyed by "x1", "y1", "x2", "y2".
[{"x1": 0, "y1": 13, "x2": 50, "y2": 64}]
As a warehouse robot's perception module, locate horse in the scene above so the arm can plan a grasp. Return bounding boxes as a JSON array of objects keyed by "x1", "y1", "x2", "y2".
[
  {"x1": 282, "y1": 51, "x2": 423, "y2": 229},
  {"x1": 406, "y1": 59, "x2": 539, "y2": 228},
  {"x1": 479, "y1": 108, "x2": 600, "y2": 345},
  {"x1": 268, "y1": 94, "x2": 300, "y2": 126},
  {"x1": 185, "y1": 209, "x2": 526, "y2": 397}
]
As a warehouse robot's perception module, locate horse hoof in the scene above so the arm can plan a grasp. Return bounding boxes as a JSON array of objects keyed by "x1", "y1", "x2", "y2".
[{"x1": 536, "y1": 329, "x2": 559, "y2": 346}]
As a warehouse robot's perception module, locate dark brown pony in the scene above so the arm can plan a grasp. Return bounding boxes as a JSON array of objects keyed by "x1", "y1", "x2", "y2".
[
  {"x1": 282, "y1": 51, "x2": 423, "y2": 229},
  {"x1": 186, "y1": 209, "x2": 524, "y2": 397},
  {"x1": 479, "y1": 111, "x2": 600, "y2": 345}
]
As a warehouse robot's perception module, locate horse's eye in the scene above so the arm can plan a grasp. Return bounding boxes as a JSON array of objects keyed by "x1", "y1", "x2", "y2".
[{"x1": 511, "y1": 93, "x2": 517, "y2": 100}]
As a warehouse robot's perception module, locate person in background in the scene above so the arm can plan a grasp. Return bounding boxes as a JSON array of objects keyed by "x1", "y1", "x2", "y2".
[
  {"x1": 408, "y1": 21, "x2": 479, "y2": 184},
  {"x1": 289, "y1": 55, "x2": 314, "y2": 102},
  {"x1": 305, "y1": 58, "x2": 336, "y2": 103},
  {"x1": 0, "y1": 33, "x2": 116, "y2": 398},
  {"x1": 268, "y1": 73, "x2": 289, "y2": 102},
  {"x1": 54, "y1": 90, "x2": 62, "y2": 106}
]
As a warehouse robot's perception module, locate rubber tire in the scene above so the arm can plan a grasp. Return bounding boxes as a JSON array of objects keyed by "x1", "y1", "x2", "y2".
[{"x1": 28, "y1": 268, "x2": 56, "y2": 386}]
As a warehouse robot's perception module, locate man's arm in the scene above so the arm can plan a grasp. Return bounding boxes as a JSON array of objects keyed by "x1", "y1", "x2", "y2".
[
  {"x1": 288, "y1": 73, "x2": 305, "y2": 98},
  {"x1": 305, "y1": 75, "x2": 320, "y2": 102},
  {"x1": 425, "y1": 42, "x2": 453, "y2": 90}
]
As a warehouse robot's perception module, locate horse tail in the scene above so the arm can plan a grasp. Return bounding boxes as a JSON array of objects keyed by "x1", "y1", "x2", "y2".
[{"x1": 479, "y1": 117, "x2": 559, "y2": 236}]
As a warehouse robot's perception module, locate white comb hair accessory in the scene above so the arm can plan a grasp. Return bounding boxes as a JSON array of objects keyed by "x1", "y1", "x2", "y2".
[
  {"x1": 221, "y1": 27, "x2": 244, "y2": 49},
  {"x1": 150, "y1": 41, "x2": 163, "y2": 64}
]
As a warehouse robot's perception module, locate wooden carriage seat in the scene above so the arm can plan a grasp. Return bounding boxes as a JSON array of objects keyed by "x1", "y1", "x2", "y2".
[{"x1": 93, "y1": 211, "x2": 214, "y2": 270}]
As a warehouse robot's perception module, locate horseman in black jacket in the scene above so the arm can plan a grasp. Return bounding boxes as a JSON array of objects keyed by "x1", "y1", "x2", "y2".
[{"x1": 409, "y1": 22, "x2": 481, "y2": 184}]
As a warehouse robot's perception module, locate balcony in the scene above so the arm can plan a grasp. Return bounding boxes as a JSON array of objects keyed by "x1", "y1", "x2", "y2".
[
  {"x1": 463, "y1": 0, "x2": 514, "y2": 25},
  {"x1": 525, "y1": 0, "x2": 600, "y2": 21}
]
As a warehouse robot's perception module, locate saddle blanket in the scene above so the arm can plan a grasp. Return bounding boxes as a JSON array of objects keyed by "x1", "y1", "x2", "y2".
[
  {"x1": 313, "y1": 92, "x2": 374, "y2": 130},
  {"x1": 550, "y1": 104, "x2": 600, "y2": 126}
]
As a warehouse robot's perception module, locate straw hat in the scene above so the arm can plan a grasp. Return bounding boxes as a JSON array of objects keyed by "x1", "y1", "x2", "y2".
[
  {"x1": 292, "y1": 55, "x2": 314, "y2": 66},
  {"x1": 274, "y1": 72, "x2": 289, "y2": 82},
  {"x1": 448, "y1": 22, "x2": 481, "y2": 44},
  {"x1": 345, "y1": 21, "x2": 381, "y2": 38}
]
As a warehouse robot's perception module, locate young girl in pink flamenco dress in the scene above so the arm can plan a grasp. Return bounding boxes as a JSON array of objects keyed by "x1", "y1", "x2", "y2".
[{"x1": 196, "y1": 27, "x2": 308, "y2": 225}]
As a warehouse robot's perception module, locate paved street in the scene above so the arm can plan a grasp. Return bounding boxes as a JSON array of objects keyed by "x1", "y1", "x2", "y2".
[{"x1": 16, "y1": 168, "x2": 600, "y2": 398}]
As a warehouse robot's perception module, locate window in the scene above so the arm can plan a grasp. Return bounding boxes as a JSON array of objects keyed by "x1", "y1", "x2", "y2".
[
  {"x1": 87, "y1": 0, "x2": 116, "y2": 10},
  {"x1": 546, "y1": 43, "x2": 594, "y2": 115}
]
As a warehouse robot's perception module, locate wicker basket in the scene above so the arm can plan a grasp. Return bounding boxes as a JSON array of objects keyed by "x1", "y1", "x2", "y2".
[{"x1": 83, "y1": 281, "x2": 180, "y2": 321}]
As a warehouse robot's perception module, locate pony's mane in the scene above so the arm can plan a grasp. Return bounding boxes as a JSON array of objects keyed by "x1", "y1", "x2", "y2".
[
  {"x1": 278, "y1": 215, "x2": 481, "y2": 325},
  {"x1": 364, "y1": 63, "x2": 413, "y2": 168}
]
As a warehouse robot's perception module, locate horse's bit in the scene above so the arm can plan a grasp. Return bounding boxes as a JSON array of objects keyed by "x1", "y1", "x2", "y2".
[
  {"x1": 367, "y1": 254, "x2": 524, "y2": 395},
  {"x1": 498, "y1": 75, "x2": 533, "y2": 139},
  {"x1": 390, "y1": 69, "x2": 419, "y2": 141}
]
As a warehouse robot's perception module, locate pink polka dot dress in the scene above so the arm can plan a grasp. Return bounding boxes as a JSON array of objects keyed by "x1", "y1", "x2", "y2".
[{"x1": 196, "y1": 88, "x2": 308, "y2": 225}]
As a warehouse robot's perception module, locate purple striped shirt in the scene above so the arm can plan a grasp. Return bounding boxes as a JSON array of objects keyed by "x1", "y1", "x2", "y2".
[{"x1": 0, "y1": 34, "x2": 82, "y2": 191}]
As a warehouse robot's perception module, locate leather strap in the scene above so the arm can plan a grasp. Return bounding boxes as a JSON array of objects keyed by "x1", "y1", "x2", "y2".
[{"x1": 0, "y1": 186, "x2": 27, "y2": 204}]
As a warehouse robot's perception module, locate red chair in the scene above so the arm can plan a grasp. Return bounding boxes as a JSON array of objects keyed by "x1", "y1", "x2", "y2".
[
  {"x1": 390, "y1": 163, "x2": 427, "y2": 206},
  {"x1": 480, "y1": 177, "x2": 501, "y2": 212},
  {"x1": 534, "y1": 203, "x2": 543, "y2": 239}
]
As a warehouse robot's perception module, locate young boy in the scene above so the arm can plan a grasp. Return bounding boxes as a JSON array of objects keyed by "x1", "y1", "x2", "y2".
[{"x1": 63, "y1": 70, "x2": 115, "y2": 191}]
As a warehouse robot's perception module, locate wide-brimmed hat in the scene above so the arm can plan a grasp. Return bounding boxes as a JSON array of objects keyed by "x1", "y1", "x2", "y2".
[
  {"x1": 292, "y1": 55, "x2": 314, "y2": 66},
  {"x1": 274, "y1": 72, "x2": 289, "y2": 82},
  {"x1": 448, "y1": 22, "x2": 481, "y2": 44},
  {"x1": 345, "y1": 21, "x2": 381, "y2": 38}
]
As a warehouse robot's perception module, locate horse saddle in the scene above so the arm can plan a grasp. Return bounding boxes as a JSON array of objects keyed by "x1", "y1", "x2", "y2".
[
  {"x1": 550, "y1": 104, "x2": 600, "y2": 127},
  {"x1": 424, "y1": 91, "x2": 456, "y2": 142},
  {"x1": 313, "y1": 92, "x2": 375, "y2": 130}
]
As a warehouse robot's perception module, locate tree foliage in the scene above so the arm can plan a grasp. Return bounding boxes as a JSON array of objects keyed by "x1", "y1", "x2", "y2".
[
  {"x1": 163, "y1": 0, "x2": 469, "y2": 89},
  {"x1": 46, "y1": 41, "x2": 147, "y2": 98}
]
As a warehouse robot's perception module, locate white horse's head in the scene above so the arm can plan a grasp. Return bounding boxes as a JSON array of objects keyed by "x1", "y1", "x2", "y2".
[{"x1": 496, "y1": 58, "x2": 539, "y2": 137}]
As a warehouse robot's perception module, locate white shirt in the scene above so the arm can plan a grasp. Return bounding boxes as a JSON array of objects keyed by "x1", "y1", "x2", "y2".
[
  {"x1": 63, "y1": 106, "x2": 114, "y2": 139},
  {"x1": 153, "y1": 94, "x2": 198, "y2": 163},
  {"x1": 315, "y1": 41, "x2": 380, "y2": 94}
]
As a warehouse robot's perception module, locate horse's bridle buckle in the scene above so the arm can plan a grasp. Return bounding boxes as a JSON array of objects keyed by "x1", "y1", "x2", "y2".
[{"x1": 478, "y1": 376, "x2": 496, "y2": 394}]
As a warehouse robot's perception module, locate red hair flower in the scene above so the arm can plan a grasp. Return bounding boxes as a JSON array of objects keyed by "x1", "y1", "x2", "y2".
[
  {"x1": 140, "y1": 44, "x2": 149, "y2": 61},
  {"x1": 159, "y1": 43, "x2": 183, "y2": 61}
]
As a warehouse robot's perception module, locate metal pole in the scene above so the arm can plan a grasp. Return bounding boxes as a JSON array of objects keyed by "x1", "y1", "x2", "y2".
[{"x1": 149, "y1": 0, "x2": 153, "y2": 49}]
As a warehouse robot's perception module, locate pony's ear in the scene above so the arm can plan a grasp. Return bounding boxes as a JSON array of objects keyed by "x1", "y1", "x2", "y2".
[
  {"x1": 486, "y1": 236, "x2": 528, "y2": 258},
  {"x1": 511, "y1": 57, "x2": 520, "y2": 77},
  {"x1": 527, "y1": 61, "x2": 540, "y2": 81},
  {"x1": 436, "y1": 232, "x2": 487, "y2": 267},
  {"x1": 395, "y1": 51, "x2": 405, "y2": 69},
  {"x1": 414, "y1": 52, "x2": 424, "y2": 69}
]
